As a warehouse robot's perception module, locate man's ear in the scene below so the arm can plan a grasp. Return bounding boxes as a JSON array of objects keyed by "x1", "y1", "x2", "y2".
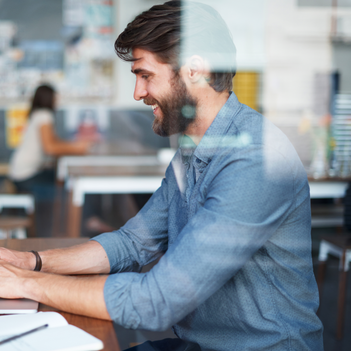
[{"x1": 186, "y1": 55, "x2": 210, "y2": 84}]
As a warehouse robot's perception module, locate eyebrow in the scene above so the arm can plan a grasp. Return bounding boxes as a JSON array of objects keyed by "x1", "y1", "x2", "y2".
[{"x1": 131, "y1": 68, "x2": 153, "y2": 75}]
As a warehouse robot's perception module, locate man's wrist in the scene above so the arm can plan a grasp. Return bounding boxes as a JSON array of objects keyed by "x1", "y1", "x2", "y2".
[
  {"x1": 25, "y1": 251, "x2": 37, "y2": 271},
  {"x1": 21, "y1": 270, "x2": 44, "y2": 302}
]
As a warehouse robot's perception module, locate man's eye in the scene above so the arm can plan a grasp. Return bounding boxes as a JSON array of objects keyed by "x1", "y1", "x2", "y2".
[{"x1": 142, "y1": 75, "x2": 149, "y2": 80}]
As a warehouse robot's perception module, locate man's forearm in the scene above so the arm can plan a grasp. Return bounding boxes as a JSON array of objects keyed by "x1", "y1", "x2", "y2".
[
  {"x1": 0, "y1": 240, "x2": 110, "y2": 275},
  {"x1": 40, "y1": 240, "x2": 110, "y2": 275},
  {"x1": 27, "y1": 272, "x2": 110, "y2": 319},
  {"x1": 0, "y1": 260, "x2": 110, "y2": 320}
]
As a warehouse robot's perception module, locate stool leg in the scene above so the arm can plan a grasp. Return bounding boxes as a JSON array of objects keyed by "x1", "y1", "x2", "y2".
[
  {"x1": 52, "y1": 182, "x2": 63, "y2": 237},
  {"x1": 337, "y1": 251, "x2": 347, "y2": 340},
  {"x1": 27, "y1": 212, "x2": 36, "y2": 238},
  {"x1": 317, "y1": 260, "x2": 327, "y2": 312}
]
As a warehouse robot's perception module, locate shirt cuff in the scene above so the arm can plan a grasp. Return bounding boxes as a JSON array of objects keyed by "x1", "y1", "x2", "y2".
[
  {"x1": 103, "y1": 272, "x2": 142, "y2": 329},
  {"x1": 90, "y1": 232, "x2": 142, "y2": 273},
  {"x1": 90, "y1": 232, "x2": 118, "y2": 273}
]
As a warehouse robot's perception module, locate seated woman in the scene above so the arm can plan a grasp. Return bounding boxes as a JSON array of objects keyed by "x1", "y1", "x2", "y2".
[
  {"x1": 9, "y1": 84, "x2": 91, "y2": 195},
  {"x1": 8, "y1": 85, "x2": 92, "y2": 237}
]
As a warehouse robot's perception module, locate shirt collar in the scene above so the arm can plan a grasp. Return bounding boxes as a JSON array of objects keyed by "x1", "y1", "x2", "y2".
[
  {"x1": 179, "y1": 134, "x2": 196, "y2": 165},
  {"x1": 179, "y1": 92, "x2": 242, "y2": 167}
]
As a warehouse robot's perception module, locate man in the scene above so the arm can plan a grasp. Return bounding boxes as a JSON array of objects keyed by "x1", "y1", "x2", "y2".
[{"x1": 0, "y1": 1, "x2": 323, "y2": 350}]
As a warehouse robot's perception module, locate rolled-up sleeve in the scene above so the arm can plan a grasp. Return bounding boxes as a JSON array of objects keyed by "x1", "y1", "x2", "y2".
[
  {"x1": 92, "y1": 175, "x2": 170, "y2": 273},
  {"x1": 95, "y1": 146, "x2": 299, "y2": 331}
]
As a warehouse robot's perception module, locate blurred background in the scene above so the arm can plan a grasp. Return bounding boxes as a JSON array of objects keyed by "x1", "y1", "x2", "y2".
[{"x1": 0, "y1": 0, "x2": 351, "y2": 349}]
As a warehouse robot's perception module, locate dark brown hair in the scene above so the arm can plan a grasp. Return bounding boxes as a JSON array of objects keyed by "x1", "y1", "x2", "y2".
[
  {"x1": 115, "y1": 1, "x2": 236, "y2": 93},
  {"x1": 29, "y1": 84, "x2": 55, "y2": 117}
]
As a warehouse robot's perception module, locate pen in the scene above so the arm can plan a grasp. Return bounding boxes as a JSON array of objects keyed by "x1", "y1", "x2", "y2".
[{"x1": 0, "y1": 323, "x2": 49, "y2": 345}]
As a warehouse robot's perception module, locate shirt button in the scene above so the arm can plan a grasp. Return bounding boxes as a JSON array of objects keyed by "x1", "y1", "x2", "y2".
[{"x1": 196, "y1": 158, "x2": 201, "y2": 164}]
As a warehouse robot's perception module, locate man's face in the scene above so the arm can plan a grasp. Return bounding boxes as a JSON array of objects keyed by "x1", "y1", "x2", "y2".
[{"x1": 132, "y1": 48, "x2": 197, "y2": 137}]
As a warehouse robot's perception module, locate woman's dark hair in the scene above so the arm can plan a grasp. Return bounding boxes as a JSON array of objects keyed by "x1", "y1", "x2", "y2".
[
  {"x1": 115, "y1": 0, "x2": 236, "y2": 93},
  {"x1": 29, "y1": 84, "x2": 55, "y2": 117}
]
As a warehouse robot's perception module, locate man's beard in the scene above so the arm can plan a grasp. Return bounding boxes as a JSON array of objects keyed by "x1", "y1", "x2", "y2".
[{"x1": 144, "y1": 74, "x2": 198, "y2": 137}]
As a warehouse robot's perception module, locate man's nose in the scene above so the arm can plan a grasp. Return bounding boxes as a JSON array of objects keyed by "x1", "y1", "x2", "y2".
[{"x1": 133, "y1": 79, "x2": 148, "y2": 101}]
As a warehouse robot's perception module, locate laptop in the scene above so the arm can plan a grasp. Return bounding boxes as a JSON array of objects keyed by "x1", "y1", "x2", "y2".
[{"x1": 0, "y1": 298, "x2": 38, "y2": 314}]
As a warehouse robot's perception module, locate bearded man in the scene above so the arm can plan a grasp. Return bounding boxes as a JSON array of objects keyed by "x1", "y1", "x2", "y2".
[{"x1": 0, "y1": 1, "x2": 323, "y2": 350}]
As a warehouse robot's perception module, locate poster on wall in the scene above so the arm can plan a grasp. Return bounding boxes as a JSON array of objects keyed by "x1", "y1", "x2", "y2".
[
  {"x1": 62, "y1": 0, "x2": 114, "y2": 101},
  {"x1": 5, "y1": 106, "x2": 28, "y2": 148}
]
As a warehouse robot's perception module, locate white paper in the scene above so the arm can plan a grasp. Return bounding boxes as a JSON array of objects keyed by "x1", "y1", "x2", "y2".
[
  {"x1": 0, "y1": 312, "x2": 67, "y2": 337},
  {"x1": 0, "y1": 313, "x2": 103, "y2": 351},
  {"x1": 0, "y1": 325, "x2": 103, "y2": 351}
]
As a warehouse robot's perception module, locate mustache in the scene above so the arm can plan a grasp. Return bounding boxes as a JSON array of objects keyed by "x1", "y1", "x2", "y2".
[{"x1": 143, "y1": 98, "x2": 158, "y2": 106}]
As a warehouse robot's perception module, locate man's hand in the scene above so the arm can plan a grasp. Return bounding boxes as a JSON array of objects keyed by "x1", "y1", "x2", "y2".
[
  {"x1": 0, "y1": 258, "x2": 111, "y2": 320},
  {"x1": 0, "y1": 248, "x2": 36, "y2": 271},
  {"x1": 0, "y1": 241, "x2": 112, "y2": 320},
  {"x1": 0, "y1": 259, "x2": 31, "y2": 298}
]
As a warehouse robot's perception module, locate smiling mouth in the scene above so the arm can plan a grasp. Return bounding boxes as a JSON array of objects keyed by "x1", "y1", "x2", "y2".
[{"x1": 143, "y1": 99, "x2": 159, "y2": 114}]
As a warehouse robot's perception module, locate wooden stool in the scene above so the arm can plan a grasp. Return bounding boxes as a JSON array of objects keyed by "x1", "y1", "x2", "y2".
[
  {"x1": 0, "y1": 216, "x2": 32, "y2": 239},
  {"x1": 0, "y1": 194, "x2": 35, "y2": 237},
  {"x1": 317, "y1": 236, "x2": 351, "y2": 339}
]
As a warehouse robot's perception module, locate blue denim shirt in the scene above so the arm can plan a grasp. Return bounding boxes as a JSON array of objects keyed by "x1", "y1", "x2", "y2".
[{"x1": 93, "y1": 93, "x2": 323, "y2": 350}]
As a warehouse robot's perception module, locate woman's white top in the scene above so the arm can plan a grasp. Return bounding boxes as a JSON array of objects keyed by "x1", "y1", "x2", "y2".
[{"x1": 9, "y1": 109, "x2": 54, "y2": 181}]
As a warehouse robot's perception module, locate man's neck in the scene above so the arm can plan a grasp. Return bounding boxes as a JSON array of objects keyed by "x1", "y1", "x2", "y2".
[{"x1": 185, "y1": 90, "x2": 230, "y2": 145}]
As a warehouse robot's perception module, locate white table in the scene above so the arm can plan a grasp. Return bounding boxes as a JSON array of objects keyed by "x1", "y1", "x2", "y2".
[
  {"x1": 71, "y1": 176, "x2": 163, "y2": 207},
  {"x1": 57, "y1": 155, "x2": 160, "y2": 182},
  {"x1": 57, "y1": 153, "x2": 177, "y2": 237},
  {"x1": 68, "y1": 178, "x2": 349, "y2": 208},
  {"x1": 61, "y1": 160, "x2": 350, "y2": 237},
  {"x1": 64, "y1": 163, "x2": 167, "y2": 237},
  {"x1": 309, "y1": 180, "x2": 349, "y2": 228},
  {"x1": 309, "y1": 181, "x2": 349, "y2": 199},
  {"x1": 0, "y1": 194, "x2": 35, "y2": 213}
]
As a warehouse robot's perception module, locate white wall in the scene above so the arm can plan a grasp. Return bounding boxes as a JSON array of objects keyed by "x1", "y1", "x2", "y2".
[
  {"x1": 263, "y1": 0, "x2": 333, "y2": 124},
  {"x1": 183, "y1": 0, "x2": 266, "y2": 71}
]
